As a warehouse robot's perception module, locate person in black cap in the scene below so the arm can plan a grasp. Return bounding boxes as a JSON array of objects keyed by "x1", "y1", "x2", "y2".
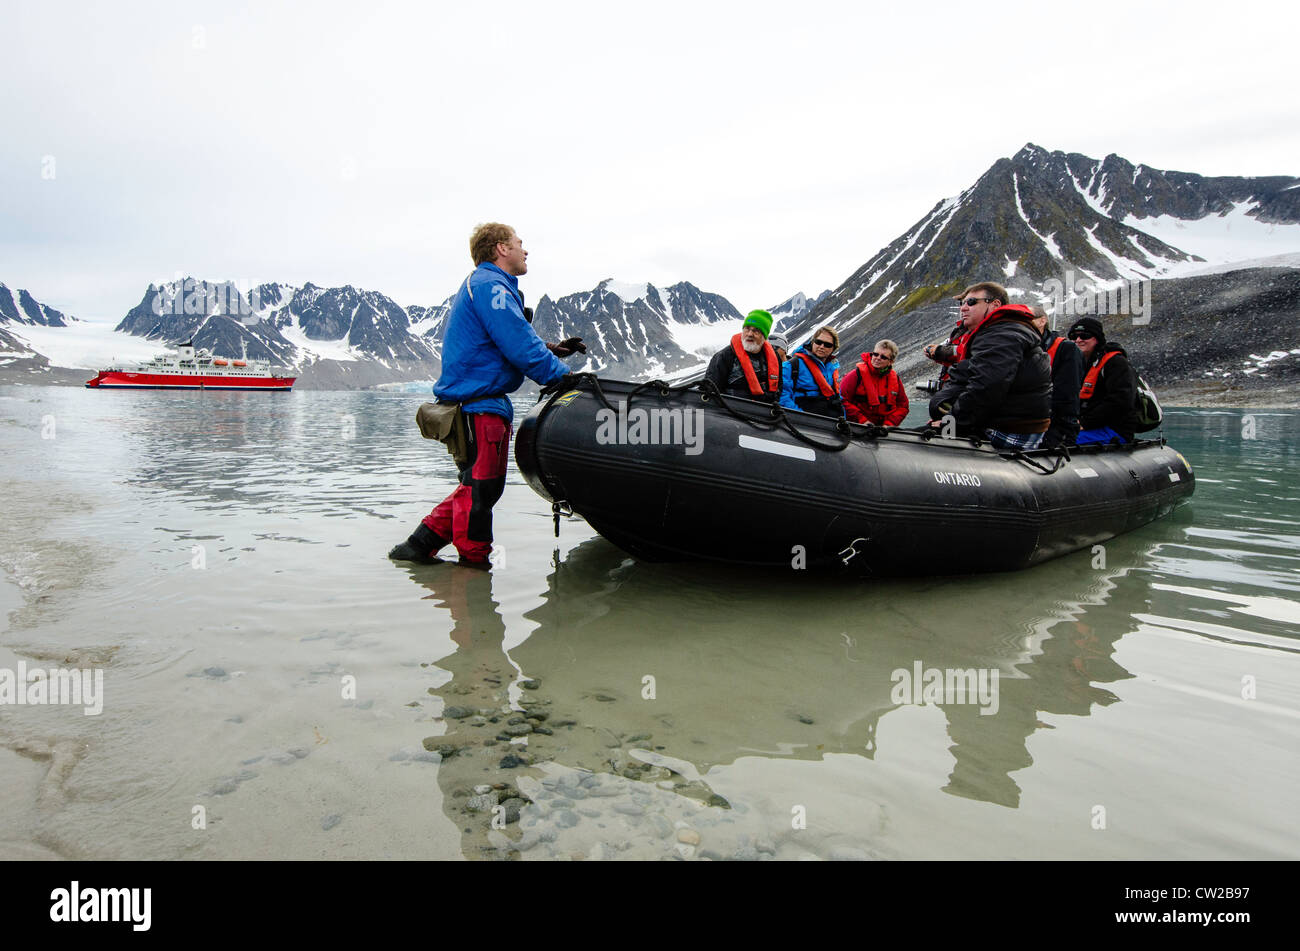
[{"x1": 1068, "y1": 316, "x2": 1139, "y2": 445}]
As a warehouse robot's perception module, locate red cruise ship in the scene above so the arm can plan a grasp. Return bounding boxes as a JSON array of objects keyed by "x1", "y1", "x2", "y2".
[{"x1": 85, "y1": 340, "x2": 295, "y2": 390}]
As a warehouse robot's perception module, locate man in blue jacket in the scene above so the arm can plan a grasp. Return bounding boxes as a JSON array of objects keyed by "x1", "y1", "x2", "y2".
[{"x1": 389, "y1": 223, "x2": 585, "y2": 567}]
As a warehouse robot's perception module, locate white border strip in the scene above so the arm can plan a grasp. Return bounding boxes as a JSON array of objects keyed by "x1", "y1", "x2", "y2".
[{"x1": 738, "y1": 434, "x2": 815, "y2": 461}]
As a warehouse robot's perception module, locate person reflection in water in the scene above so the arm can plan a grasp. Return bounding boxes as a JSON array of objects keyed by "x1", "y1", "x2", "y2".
[{"x1": 415, "y1": 567, "x2": 534, "y2": 859}]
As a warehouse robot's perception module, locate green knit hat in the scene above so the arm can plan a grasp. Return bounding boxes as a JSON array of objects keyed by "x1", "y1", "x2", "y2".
[{"x1": 742, "y1": 309, "x2": 773, "y2": 338}]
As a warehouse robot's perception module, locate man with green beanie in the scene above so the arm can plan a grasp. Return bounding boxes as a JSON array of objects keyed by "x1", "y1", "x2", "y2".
[{"x1": 704, "y1": 309, "x2": 782, "y2": 402}]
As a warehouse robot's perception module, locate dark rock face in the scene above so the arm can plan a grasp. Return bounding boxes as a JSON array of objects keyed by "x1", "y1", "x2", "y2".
[
  {"x1": 1077, "y1": 150, "x2": 1300, "y2": 225},
  {"x1": 115, "y1": 279, "x2": 298, "y2": 365},
  {"x1": 0, "y1": 283, "x2": 71, "y2": 327},
  {"x1": 834, "y1": 268, "x2": 1300, "y2": 407},
  {"x1": 266, "y1": 284, "x2": 429, "y2": 364},
  {"x1": 530, "y1": 279, "x2": 742, "y2": 378},
  {"x1": 0, "y1": 325, "x2": 34, "y2": 356},
  {"x1": 258, "y1": 282, "x2": 438, "y2": 365},
  {"x1": 406, "y1": 299, "x2": 453, "y2": 349},
  {"x1": 803, "y1": 144, "x2": 1300, "y2": 342},
  {"x1": 1127, "y1": 268, "x2": 1300, "y2": 399}
]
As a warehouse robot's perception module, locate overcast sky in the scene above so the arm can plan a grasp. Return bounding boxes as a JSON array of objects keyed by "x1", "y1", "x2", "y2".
[{"x1": 3, "y1": 0, "x2": 1298, "y2": 324}]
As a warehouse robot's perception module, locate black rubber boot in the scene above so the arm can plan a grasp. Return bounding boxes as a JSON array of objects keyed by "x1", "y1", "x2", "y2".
[{"x1": 388, "y1": 524, "x2": 448, "y2": 563}]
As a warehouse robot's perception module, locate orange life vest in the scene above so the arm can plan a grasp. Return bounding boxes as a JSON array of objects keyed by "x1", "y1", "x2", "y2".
[
  {"x1": 1079, "y1": 350, "x2": 1121, "y2": 400},
  {"x1": 794, "y1": 352, "x2": 840, "y2": 398},
  {"x1": 851, "y1": 363, "x2": 900, "y2": 409},
  {"x1": 730, "y1": 334, "x2": 780, "y2": 397},
  {"x1": 1046, "y1": 336, "x2": 1063, "y2": 366}
]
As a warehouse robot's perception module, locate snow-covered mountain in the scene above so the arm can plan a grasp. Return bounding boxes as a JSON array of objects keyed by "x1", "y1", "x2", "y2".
[
  {"x1": 0, "y1": 282, "x2": 84, "y2": 378},
  {"x1": 0, "y1": 276, "x2": 770, "y2": 387},
  {"x1": 768, "y1": 290, "x2": 830, "y2": 337},
  {"x1": 528, "y1": 279, "x2": 744, "y2": 378},
  {"x1": 802, "y1": 143, "x2": 1300, "y2": 343},
  {"x1": 5, "y1": 143, "x2": 1298, "y2": 398},
  {"x1": 108, "y1": 278, "x2": 446, "y2": 386},
  {"x1": 0, "y1": 282, "x2": 74, "y2": 327}
]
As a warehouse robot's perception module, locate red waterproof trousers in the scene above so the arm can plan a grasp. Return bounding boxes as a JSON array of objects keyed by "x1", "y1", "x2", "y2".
[{"x1": 422, "y1": 413, "x2": 512, "y2": 563}]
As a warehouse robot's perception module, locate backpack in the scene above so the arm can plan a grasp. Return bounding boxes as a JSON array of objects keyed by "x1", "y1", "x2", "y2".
[{"x1": 1134, "y1": 372, "x2": 1163, "y2": 433}]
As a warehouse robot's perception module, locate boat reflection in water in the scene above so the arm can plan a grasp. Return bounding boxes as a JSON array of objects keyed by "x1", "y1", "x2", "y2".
[{"x1": 410, "y1": 514, "x2": 1187, "y2": 859}]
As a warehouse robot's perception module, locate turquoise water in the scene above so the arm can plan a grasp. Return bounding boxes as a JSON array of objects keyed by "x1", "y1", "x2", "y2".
[{"x1": 0, "y1": 387, "x2": 1296, "y2": 859}]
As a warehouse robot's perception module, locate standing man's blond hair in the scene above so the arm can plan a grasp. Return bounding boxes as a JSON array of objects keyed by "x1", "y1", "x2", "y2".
[{"x1": 469, "y1": 223, "x2": 519, "y2": 267}]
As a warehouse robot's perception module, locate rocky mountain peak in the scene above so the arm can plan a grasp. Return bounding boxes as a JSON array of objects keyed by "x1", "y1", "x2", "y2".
[{"x1": 0, "y1": 282, "x2": 73, "y2": 327}]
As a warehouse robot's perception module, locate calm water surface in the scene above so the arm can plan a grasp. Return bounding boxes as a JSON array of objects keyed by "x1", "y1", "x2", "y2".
[{"x1": 1, "y1": 386, "x2": 1296, "y2": 860}]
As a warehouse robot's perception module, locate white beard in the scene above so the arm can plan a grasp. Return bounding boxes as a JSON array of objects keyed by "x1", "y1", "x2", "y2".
[{"x1": 741, "y1": 337, "x2": 762, "y2": 355}]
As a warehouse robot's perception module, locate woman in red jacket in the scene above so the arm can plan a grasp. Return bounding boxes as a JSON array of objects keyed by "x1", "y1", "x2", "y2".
[{"x1": 841, "y1": 339, "x2": 909, "y2": 426}]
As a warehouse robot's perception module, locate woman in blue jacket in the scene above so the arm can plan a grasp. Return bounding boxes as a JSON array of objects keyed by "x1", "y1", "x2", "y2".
[{"x1": 780, "y1": 326, "x2": 845, "y2": 417}]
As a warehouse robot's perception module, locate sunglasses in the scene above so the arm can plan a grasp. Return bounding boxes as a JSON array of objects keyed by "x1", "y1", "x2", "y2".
[
  {"x1": 812, "y1": 339, "x2": 835, "y2": 348},
  {"x1": 961, "y1": 297, "x2": 994, "y2": 307},
  {"x1": 1068, "y1": 332, "x2": 1095, "y2": 340},
  {"x1": 871, "y1": 352, "x2": 893, "y2": 361}
]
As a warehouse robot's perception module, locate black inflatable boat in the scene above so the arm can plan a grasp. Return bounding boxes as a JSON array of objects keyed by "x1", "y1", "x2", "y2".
[{"x1": 515, "y1": 375, "x2": 1194, "y2": 575}]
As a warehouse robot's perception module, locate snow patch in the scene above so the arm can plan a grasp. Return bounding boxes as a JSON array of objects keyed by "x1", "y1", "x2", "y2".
[
  {"x1": 668, "y1": 319, "x2": 733, "y2": 357},
  {"x1": 1247, "y1": 350, "x2": 1298, "y2": 370},
  {"x1": 277, "y1": 310, "x2": 359, "y2": 363},
  {"x1": 7, "y1": 322, "x2": 170, "y2": 370},
  {"x1": 602, "y1": 280, "x2": 650, "y2": 304},
  {"x1": 1180, "y1": 251, "x2": 1300, "y2": 278},
  {"x1": 1013, "y1": 172, "x2": 1064, "y2": 260},
  {"x1": 1122, "y1": 201, "x2": 1300, "y2": 270},
  {"x1": 915, "y1": 195, "x2": 962, "y2": 261},
  {"x1": 1079, "y1": 223, "x2": 1144, "y2": 278},
  {"x1": 1072, "y1": 165, "x2": 1111, "y2": 218}
]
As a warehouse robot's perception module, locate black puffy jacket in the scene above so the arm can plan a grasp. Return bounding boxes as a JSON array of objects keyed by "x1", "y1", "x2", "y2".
[
  {"x1": 929, "y1": 306, "x2": 1051, "y2": 435},
  {"x1": 1042, "y1": 329, "x2": 1083, "y2": 448},
  {"x1": 704, "y1": 344, "x2": 780, "y2": 403},
  {"x1": 1079, "y1": 343, "x2": 1140, "y2": 441}
]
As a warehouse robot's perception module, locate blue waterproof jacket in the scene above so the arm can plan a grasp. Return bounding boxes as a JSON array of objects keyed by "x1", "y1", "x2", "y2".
[
  {"x1": 780, "y1": 345, "x2": 844, "y2": 416},
  {"x1": 433, "y1": 263, "x2": 569, "y2": 423}
]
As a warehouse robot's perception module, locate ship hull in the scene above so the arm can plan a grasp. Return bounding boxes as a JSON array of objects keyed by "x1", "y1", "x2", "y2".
[{"x1": 85, "y1": 370, "x2": 295, "y2": 390}]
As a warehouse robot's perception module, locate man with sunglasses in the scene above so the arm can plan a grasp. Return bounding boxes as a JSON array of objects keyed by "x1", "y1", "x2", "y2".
[
  {"x1": 1068, "y1": 316, "x2": 1139, "y2": 445},
  {"x1": 928, "y1": 281, "x2": 1051, "y2": 450},
  {"x1": 841, "y1": 339, "x2": 909, "y2": 426},
  {"x1": 780, "y1": 325, "x2": 846, "y2": 417}
]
